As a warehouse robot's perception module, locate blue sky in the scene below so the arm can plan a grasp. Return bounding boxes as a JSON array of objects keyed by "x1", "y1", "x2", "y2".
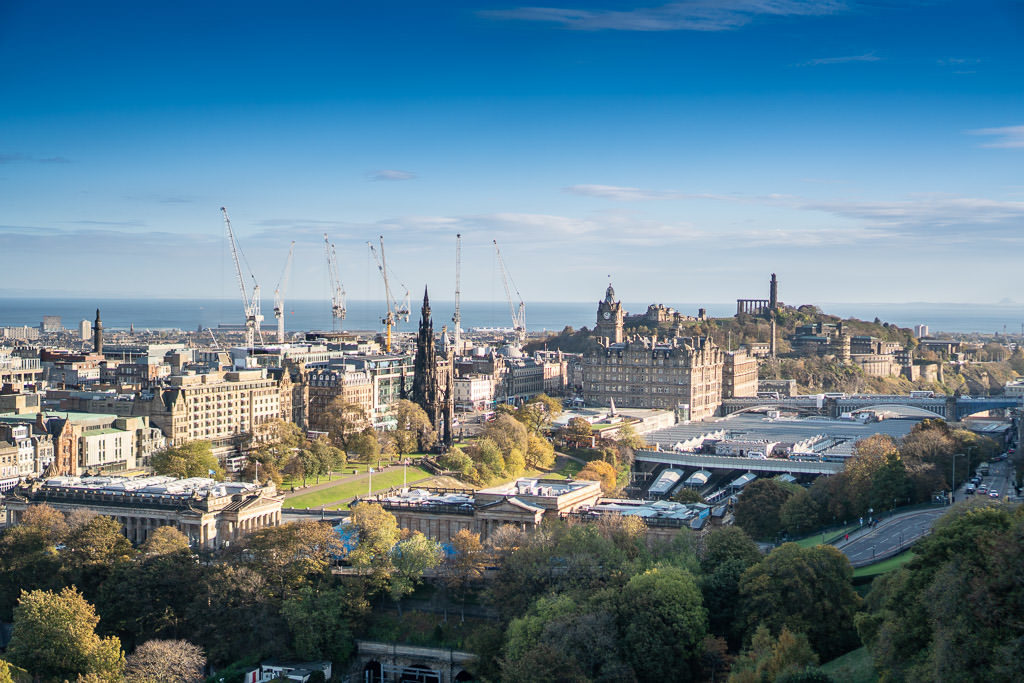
[{"x1": 1, "y1": 0, "x2": 1022, "y2": 307}]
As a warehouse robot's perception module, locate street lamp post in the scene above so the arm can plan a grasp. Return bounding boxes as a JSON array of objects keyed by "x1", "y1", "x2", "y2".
[{"x1": 952, "y1": 453, "x2": 966, "y2": 504}]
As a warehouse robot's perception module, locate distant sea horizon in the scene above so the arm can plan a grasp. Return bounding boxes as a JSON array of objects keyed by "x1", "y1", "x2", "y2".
[{"x1": 1, "y1": 297, "x2": 1023, "y2": 336}]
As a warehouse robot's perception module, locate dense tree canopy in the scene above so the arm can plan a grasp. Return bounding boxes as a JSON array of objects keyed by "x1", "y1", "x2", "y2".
[
  {"x1": 6, "y1": 587, "x2": 124, "y2": 681},
  {"x1": 151, "y1": 441, "x2": 224, "y2": 480}
]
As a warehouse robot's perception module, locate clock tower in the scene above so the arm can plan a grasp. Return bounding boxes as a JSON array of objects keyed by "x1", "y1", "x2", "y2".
[{"x1": 596, "y1": 283, "x2": 624, "y2": 343}]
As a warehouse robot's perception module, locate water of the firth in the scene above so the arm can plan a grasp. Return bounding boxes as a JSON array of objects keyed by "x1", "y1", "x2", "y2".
[{"x1": 1, "y1": 298, "x2": 1023, "y2": 335}]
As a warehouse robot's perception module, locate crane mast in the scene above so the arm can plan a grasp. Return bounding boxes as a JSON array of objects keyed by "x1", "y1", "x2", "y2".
[
  {"x1": 369, "y1": 235, "x2": 409, "y2": 352},
  {"x1": 220, "y1": 207, "x2": 264, "y2": 350},
  {"x1": 452, "y1": 233, "x2": 462, "y2": 354},
  {"x1": 493, "y1": 239, "x2": 526, "y2": 344},
  {"x1": 323, "y1": 233, "x2": 346, "y2": 330},
  {"x1": 274, "y1": 241, "x2": 295, "y2": 343}
]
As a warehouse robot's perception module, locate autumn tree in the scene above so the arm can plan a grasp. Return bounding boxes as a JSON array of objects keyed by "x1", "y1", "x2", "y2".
[
  {"x1": 727, "y1": 626, "x2": 820, "y2": 683},
  {"x1": 561, "y1": 417, "x2": 593, "y2": 447},
  {"x1": 151, "y1": 441, "x2": 224, "y2": 480},
  {"x1": 140, "y1": 526, "x2": 191, "y2": 558},
  {"x1": 320, "y1": 398, "x2": 369, "y2": 449},
  {"x1": 444, "y1": 529, "x2": 486, "y2": 621},
  {"x1": 391, "y1": 399, "x2": 437, "y2": 453},
  {"x1": 234, "y1": 521, "x2": 344, "y2": 597},
  {"x1": 6, "y1": 587, "x2": 125, "y2": 681},
  {"x1": 577, "y1": 460, "x2": 618, "y2": 494},
  {"x1": 525, "y1": 433, "x2": 555, "y2": 470},
  {"x1": 513, "y1": 394, "x2": 563, "y2": 434},
  {"x1": 0, "y1": 505, "x2": 69, "y2": 619},
  {"x1": 125, "y1": 639, "x2": 205, "y2": 683},
  {"x1": 614, "y1": 422, "x2": 647, "y2": 450}
]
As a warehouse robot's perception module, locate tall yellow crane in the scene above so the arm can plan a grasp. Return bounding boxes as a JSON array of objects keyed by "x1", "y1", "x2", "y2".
[{"x1": 368, "y1": 235, "x2": 410, "y2": 352}]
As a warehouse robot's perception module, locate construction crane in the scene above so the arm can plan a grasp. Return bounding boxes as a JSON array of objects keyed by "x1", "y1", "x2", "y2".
[
  {"x1": 368, "y1": 235, "x2": 410, "y2": 352},
  {"x1": 323, "y1": 233, "x2": 346, "y2": 330},
  {"x1": 493, "y1": 239, "x2": 526, "y2": 344},
  {"x1": 452, "y1": 233, "x2": 462, "y2": 354},
  {"x1": 273, "y1": 241, "x2": 295, "y2": 343},
  {"x1": 220, "y1": 207, "x2": 264, "y2": 350}
]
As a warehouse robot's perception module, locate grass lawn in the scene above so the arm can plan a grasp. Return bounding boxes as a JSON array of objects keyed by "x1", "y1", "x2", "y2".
[
  {"x1": 283, "y1": 466, "x2": 432, "y2": 509},
  {"x1": 820, "y1": 647, "x2": 877, "y2": 683},
  {"x1": 853, "y1": 550, "x2": 915, "y2": 579}
]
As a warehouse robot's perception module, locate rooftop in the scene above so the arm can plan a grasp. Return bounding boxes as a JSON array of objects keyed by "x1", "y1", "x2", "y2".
[{"x1": 39, "y1": 475, "x2": 259, "y2": 498}]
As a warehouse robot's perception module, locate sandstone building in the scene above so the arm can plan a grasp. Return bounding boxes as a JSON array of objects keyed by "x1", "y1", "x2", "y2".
[{"x1": 4, "y1": 475, "x2": 283, "y2": 548}]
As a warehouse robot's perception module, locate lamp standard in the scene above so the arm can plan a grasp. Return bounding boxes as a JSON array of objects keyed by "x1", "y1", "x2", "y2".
[{"x1": 952, "y1": 453, "x2": 966, "y2": 504}]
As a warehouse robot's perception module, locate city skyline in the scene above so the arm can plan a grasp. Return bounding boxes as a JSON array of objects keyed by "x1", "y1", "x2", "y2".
[{"x1": 2, "y1": 1, "x2": 1022, "y2": 303}]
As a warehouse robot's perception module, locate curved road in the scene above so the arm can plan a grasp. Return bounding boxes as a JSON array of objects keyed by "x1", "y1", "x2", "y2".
[{"x1": 838, "y1": 508, "x2": 945, "y2": 565}]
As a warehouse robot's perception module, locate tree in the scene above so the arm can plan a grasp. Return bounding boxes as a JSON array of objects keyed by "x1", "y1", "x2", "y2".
[
  {"x1": 140, "y1": 526, "x2": 190, "y2": 558},
  {"x1": 347, "y1": 503, "x2": 400, "y2": 586},
  {"x1": 469, "y1": 437, "x2": 506, "y2": 484},
  {"x1": 616, "y1": 566, "x2": 708, "y2": 681},
  {"x1": 525, "y1": 433, "x2": 555, "y2": 470},
  {"x1": 733, "y1": 479, "x2": 795, "y2": 540},
  {"x1": 728, "y1": 626, "x2": 819, "y2": 683},
  {"x1": 235, "y1": 521, "x2": 344, "y2": 597},
  {"x1": 320, "y1": 398, "x2": 369, "y2": 450},
  {"x1": 97, "y1": 549, "x2": 205, "y2": 651},
  {"x1": 614, "y1": 422, "x2": 647, "y2": 450},
  {"x1": 561, "y1": 417, "x2": 593, "y2": 447},
  {"x1": 739, "y1": 543, "x2": 861, "y2": 660},
  {"x1": 389, "y1": 531, "x2": 443, "y2": 615},
  {"x1": 482, "y1": 414, "x2": 529, "y2": 460},
  {"x1": 513, "y1": 394, "x2": 562, "y2": 434},
  {"x1": 577, "y1": 460, "x2": 618, "y2": 494},
  {"x1": 345, "y1": 428, "x2": 381, "y2": 462},
  {"x1": 151, "y1": 441, "x2": 224, "y2": 480},
  {"x1": 444, "y1": 530, "x2": 486, "y2": 621},
  {"x1": 61, "y1": 515, "x2": 134, "y2": 601},
  {"x1": 125, "y1": 639, "x2": 205, "y2": 683},
  {"x1": 392, "y1": 399, "x2": 437, "y2": 453},
  {"x1": 701, "y1": 526, "x2": 762, "y2": 571},
  {"x1": 0, "y1": 505, "x2": 69, "y2": 619},
  {"x1": 6, "y1": 587, "x2": 124, "y2": 681},
  {"x1": 437, "y1": 446, "x2": 477, "y2": 481},
  {"x1": 779, "y1": 489, "x2": 821, "y2": 537},
  {"x1": 281, "y1": 584, "x2": 367, "y2": 665}
]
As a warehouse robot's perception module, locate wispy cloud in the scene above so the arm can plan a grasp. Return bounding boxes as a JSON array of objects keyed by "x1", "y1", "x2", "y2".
[
  {"x1": 482, "y1": 1, "x2": 847, "y2": 32},
  {"x1": 564, "y1": 184, "x2": 742, "y2": 202},
  {"x1": 938, "y1": 57, "x2": 980, "y2": 67},
  {"x1": 370, "y1": 169, "x2": 417, "y2": 181},
  {"x1": 796, "y1": 52, "x2": 880, "y2": 66},
  {"x1": 967, "y1": 125, "x2": 1024, "y2": 149}
]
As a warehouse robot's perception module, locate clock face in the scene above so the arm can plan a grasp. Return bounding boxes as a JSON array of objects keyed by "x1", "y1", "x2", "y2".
[{"x1": 603, "y1": 311, "x2": 611, "y2": 319}]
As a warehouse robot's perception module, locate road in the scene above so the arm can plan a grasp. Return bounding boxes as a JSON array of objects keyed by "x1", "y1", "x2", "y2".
[{"x1": 839, "y1": 508, "x2": 946, "y2": 565}]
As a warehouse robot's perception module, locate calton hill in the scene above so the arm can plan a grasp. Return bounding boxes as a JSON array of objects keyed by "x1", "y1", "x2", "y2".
[{"x1": 527, "y1": 302, "x2": 1024, "y2": 396}]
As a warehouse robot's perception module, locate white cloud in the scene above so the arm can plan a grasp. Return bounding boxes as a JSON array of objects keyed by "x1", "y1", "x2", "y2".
[
  {"x1": 482, "y1": 0, "x2": 846, "y2": 32},
  {"x1": 967, "y1": 125, "x2": 1024, "y2": 149},
  {"x1": 796, "y1": 52, "x2": 881, "y2": 66},
  {"x1": 564, "y1": 184, "x2": 745, "y2": 202},
  {"x1": 370, "y1": 169, "x2": 417, "y2": 181}
]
